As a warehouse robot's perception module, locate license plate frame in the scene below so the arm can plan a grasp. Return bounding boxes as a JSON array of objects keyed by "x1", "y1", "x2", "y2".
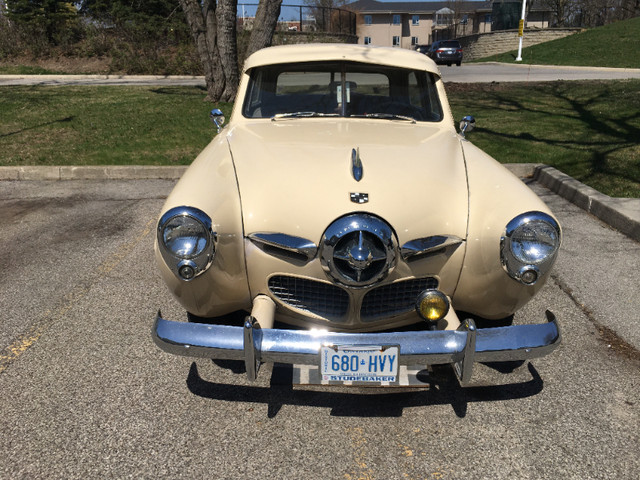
[{"x1": 320, "y1": 345, "x2": 399, "y2": 384}]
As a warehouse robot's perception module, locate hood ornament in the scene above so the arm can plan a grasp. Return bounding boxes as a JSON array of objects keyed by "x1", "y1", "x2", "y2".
[{"x1": 351, "y1": 147, "x2": 363, "y2": 182}]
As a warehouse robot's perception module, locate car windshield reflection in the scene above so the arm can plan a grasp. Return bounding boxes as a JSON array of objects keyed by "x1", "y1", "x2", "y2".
[{"x1": 243, "y1": 61, "x2": 443, "y2": 122}]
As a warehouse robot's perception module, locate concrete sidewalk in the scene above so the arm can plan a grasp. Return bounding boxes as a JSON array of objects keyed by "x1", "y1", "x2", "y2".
[{"x1": 1, "y1": 163, "x2": 638, "y2": 244}]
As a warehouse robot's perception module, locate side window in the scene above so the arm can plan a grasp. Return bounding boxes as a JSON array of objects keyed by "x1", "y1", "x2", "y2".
[
  {"x1": 364, "y1": 36, "x2": 372, "y2": 45},
  {"x1": 393, "y1": 15, "x2": 401, "y2": 25},
  {"x1": 392, "y1": 36, "x2": 400, "y2": 47},
  {"x1": 364, "y1": 15, "x2": 372, "y2": 25},
  {"x1": 412, "y1": 15, "x2": 419, "y2": 26}
]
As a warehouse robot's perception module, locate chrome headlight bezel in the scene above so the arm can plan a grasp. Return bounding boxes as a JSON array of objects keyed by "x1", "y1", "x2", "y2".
[
  {"x1": 500, "y1": 211, "x2": 561, "y2": 285},
  {"x1": 157, "y1": 206, "x2": 216, "y2": 281}
]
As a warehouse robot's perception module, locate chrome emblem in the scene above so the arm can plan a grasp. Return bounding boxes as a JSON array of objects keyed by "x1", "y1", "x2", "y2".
[
  {"x1": 351, "y1": 147, "x2": 363, "y2": 182},
  {"x1": 350, "y1": 192, "x2": 369, "y2": 204},
  {"x1": 320, "y1": 214, "x2": 396, "y2": 287}
]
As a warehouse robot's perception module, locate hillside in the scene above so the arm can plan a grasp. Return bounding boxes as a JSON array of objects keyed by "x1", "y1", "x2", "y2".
[{"x1": 477, "y1": 16, "x2": 640, "y2": 68}]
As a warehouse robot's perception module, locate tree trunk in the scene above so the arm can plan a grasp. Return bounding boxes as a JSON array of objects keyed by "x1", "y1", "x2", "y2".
[
  {"x1": 179, "y1": 0, "x2": 225, "y2": 101},
  {"x1": 216, "y1": 0, "x2": 239, "y2": 102},
  {"x1": 246, "y1": 0, "x2": 283, "y2": 58},
  {"x1": 179, "y1": 0, "x2": 282, "y2": 102}
]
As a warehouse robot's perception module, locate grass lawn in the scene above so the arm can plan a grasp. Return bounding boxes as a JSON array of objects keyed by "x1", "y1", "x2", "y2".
[
  {"x1": 448, "y1": 80, "x2": 640, "y2": 198},
  {"x1": 476, "y1": 16, "x2": 640, "y2": 68},
  {"x1": 1, "y1": 81, "x2": 638, "y2": 198},
  {"x1": 0, "y1": 85, "x2": 232, "y2": 166}
]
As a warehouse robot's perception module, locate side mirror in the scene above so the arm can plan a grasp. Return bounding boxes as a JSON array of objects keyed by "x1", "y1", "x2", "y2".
[
  {"x1": 210, "y1": 109, "x2": 225, "y2": 133},
  {"x1": 459, "y1": 115, "x2": 475, "y2": 138}
]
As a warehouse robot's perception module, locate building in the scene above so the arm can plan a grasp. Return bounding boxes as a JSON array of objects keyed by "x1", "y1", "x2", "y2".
[{"x1": 348, "y1": 0, "x2": 553, "y2": 49}]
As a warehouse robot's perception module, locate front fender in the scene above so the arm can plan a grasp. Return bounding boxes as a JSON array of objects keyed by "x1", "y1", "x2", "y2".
[
  {"x1": 453, "y1": 141, "x2": 559, "y2": 319},
  {"x1": 156, "y1": 130, "x2": 251, "y2": 316}
]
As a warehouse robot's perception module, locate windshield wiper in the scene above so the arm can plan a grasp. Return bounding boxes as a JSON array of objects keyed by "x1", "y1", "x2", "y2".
[
  {"x1": 271, "y1": 111, "x2": 339, "y2": 120},
  {"x1": 351, "y1": 113, "x2": 416, "y2": 123}
]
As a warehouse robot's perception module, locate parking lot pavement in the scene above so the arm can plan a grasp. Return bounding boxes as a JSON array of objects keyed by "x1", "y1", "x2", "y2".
[{"x1": 0, "y1": 179, "x2": 637, "y2": 479}]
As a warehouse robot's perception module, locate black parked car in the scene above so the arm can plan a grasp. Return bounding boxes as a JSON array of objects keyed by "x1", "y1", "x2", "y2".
[
  {"x1": 414, "y1": 44, "x2": 431, "y2": 55},
  {"x1": 427, "y1": 40, "x2": 463, "y2": 66}
]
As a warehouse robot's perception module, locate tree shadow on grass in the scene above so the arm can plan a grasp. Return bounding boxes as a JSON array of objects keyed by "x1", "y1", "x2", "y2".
[
  {"x1": 0, "y1": 116, "x2": 74, "y2": 138},
  {"x1": 454, "y1": 81, "x2": 640, "y2": 191}
]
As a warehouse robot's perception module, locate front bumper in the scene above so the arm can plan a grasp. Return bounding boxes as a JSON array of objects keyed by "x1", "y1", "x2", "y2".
[{"x1": 152, "y1": 310, "x2": 560, "y2": 385}]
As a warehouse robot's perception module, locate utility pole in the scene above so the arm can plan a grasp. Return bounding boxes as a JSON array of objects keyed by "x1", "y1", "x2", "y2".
[{"x1": 515, "y1": 0, "x2": 527, "y2": 61}]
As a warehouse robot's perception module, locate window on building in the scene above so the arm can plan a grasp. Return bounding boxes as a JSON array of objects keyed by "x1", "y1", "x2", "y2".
[
  {"x1": 364, "y1": 36, "x2": 371, "y2": 45},
  {"x1": 484, "y1": 14, "x2": 492, "y2": 24},
  {"x1": 364, "y1": 15, "x2": 372, "y2": 25},
  {"x1": 435, "y1": 8, "x2": 454, "y2": 26},
  {"x1": 412, "y1": 15, "x2": 419, "y2": 26},
  {"x1": 392, "y1": 36, "x2": 400, "y2": 47},
  {"x1": 411, "y1": 37, "x2": 419, "y2": 46},
  {"x1": 393, "y1": 14, "x2": 401, "y2": 25}
]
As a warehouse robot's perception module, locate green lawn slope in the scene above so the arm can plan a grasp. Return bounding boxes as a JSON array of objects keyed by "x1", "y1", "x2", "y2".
[{"x1": 476, "y1": 16, "x2": 640, "y2": 68}]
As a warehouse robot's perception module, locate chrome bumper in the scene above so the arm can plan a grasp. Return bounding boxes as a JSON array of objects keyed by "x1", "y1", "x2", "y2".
[{"x1": 152, "y1": 310, "x2": 560, "y2": 385}]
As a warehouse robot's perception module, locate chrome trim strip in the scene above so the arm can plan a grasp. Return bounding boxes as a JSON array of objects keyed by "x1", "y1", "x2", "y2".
[
  {"x1": 152, "y1": 310, "x2": 560, "y2": 386},
  {"x1": 248, "y1": 232, "x2": 317, "y2": 260},
  {"x1": 401, "y1": 235, "x2": 464, "y2": 260}
]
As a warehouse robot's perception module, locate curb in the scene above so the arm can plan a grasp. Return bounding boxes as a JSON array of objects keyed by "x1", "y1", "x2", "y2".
[
  {"x1": 1, "y1": 163, "x2": 638, "y2": 243},
  {"x1": 0, "y1": 165, "x2": 187, "y2": 181},
  {"x1": 532, "y1": 165, "x2": 640, "y2": 243},
  {"x1": 503, "y1": 163, "x2": 640, "y2": 243}
]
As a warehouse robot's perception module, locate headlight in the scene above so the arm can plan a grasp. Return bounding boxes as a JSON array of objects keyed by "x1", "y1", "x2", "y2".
[
  {"x1": 501, "y1": 212, "x2": 561, "y2": 285},
  {"x1": 158, "y1": 206, "x2": 216, "y2": 281}
]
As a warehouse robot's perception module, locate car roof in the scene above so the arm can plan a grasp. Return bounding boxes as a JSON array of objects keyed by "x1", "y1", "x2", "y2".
[{"x1": 243, "y1": 44, "x2": 441, "y2": 76}]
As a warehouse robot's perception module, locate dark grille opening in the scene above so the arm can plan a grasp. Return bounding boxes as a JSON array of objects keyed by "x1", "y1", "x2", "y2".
[
  {"x1": 268, "y1": 275, "x2": 350, "y2": 319},
  {"x1": 361, "y1": 277, "x2": 439, "y2": 322}
]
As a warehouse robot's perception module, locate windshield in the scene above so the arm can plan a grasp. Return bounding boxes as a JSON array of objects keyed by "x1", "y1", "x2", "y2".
[{"x1": 242, "y1": 61, "x2": 443, "y2": 122}]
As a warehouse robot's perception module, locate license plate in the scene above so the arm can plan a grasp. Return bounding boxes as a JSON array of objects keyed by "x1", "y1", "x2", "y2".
[{"x1": 320, "y1": 345, "x2": 399, "y2": 383}]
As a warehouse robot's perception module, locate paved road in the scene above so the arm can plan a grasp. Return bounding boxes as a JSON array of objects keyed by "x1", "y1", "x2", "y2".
[
  {"x1": 439, "y1": 62, "x2": 640, "y2": 83},
  {"x1": 2, "y1": 63, "x2": 640, "y2": 86},
  {"x1": 0, "y1": 179, "x2": 637, "y2": 479}
]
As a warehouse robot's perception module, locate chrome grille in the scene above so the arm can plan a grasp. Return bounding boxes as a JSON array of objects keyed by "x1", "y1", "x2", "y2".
[
  {"x1": 360, "y1": 277, "x2": 439, "y2": 322},
  {"x1": 268, "y1": 275, "x2": 349, "y2": 319}
]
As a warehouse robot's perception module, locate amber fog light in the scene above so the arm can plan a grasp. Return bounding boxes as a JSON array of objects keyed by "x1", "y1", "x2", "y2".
[{"x1": 415, "y1": 290, "x2": 450, "y2": 322}]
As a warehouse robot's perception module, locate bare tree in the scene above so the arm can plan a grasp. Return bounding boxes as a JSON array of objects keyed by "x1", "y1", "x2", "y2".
[
  {"x1": 180, "y1": 0, "x2": 283, "y2": 102},
  {"x1": 542, "y1": 0, "x2": 578, "y2": 25},
  {"x1": 246, "y1": 0, "x2": 284, "y2": 58}
]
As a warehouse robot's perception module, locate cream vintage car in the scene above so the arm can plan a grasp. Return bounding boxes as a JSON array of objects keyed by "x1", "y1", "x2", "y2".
[{"x1": 152, "y1": 44, "x2": 561, "y2": 386}]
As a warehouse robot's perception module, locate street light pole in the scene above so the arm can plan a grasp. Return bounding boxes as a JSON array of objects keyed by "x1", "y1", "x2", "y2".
[{"x1": 515, "y1": 0, "x2": 527, "y2": 61}]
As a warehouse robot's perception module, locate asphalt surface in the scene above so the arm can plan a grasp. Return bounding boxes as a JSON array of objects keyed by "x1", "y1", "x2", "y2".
[
  {"x1": 2, "y1": 63, "x2": 640, "y2": 86},
  {"x1": 0, "y1": 178, "x2": 638, "y2": 479},
  {"x1": 1, "y1": 64, "x2": 639, "y2": 477}
]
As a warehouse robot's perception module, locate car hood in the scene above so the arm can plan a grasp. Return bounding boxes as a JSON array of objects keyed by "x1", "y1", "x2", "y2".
[{"x1": 227, "y1": 121, "x2": 469, "y2": 245}]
